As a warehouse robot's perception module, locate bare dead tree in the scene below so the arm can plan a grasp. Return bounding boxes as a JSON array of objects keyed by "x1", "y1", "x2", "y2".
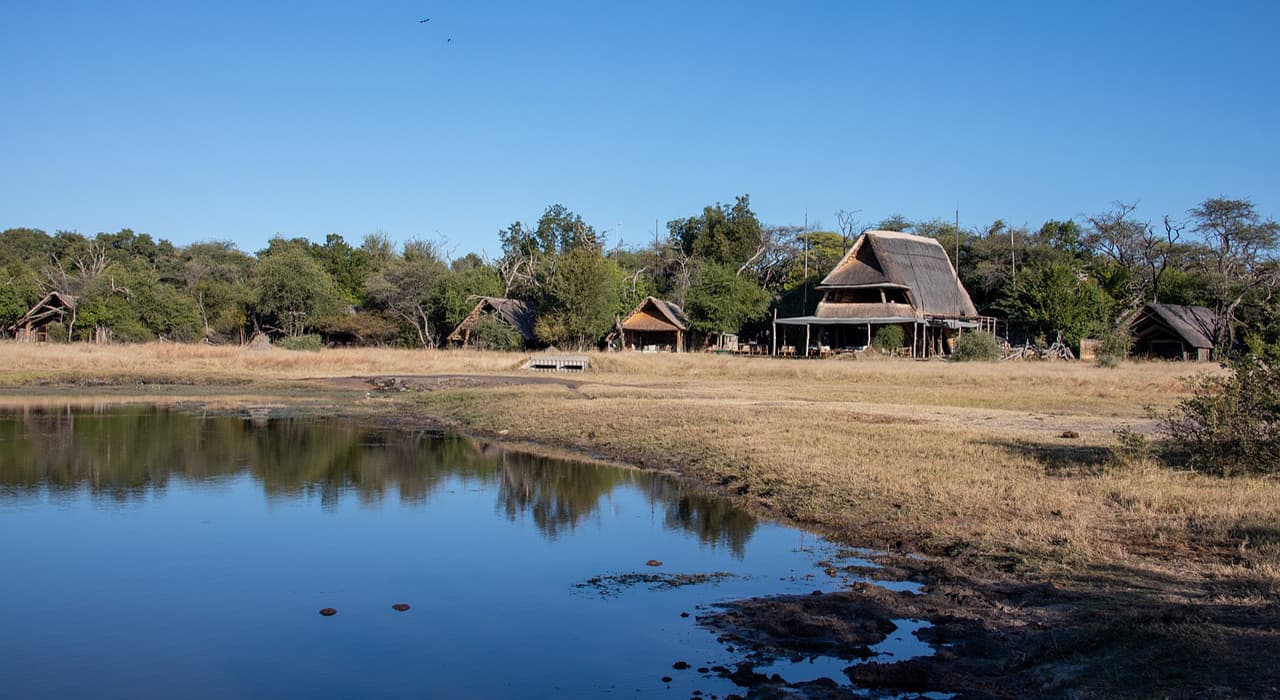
[{"x1": 834, "y1": 209, "x2": 862, "y2": 254}]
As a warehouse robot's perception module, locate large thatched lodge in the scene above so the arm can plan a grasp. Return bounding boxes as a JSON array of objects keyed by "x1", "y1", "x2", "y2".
[{"x1": 774, "y1": 230, "x2": 990, "y2": 357}]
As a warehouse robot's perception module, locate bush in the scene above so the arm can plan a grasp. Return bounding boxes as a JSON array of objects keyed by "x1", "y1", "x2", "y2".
[
  {"x1": 1096, "y1": 325, "x2": 1132, "y2": 368},
  {"x1": 952, "y1": 331, "x2": 1000, "y2": 362},
  {"x1": 871, "y1": 325, "x2": 905, "y2": 353},
  {"x1": 277, "y1": 334, "x2": 323, "y2": 352},
  {"x1": 472, "y1": 315, "x2": 524, "y2": 351},
  {"x1": 1160, "y1": 354, "x2": 1280, "y2": 476}
]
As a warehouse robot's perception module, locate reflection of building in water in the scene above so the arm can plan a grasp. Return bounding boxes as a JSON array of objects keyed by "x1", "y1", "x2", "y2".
[{"x1": 0, "y1": 408, "x2": 757, "y2": 550}]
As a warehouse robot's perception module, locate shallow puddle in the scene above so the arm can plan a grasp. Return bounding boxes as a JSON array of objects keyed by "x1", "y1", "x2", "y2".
[{"x1": 0, "y1": 405, "x2": 932, "y2": 698}]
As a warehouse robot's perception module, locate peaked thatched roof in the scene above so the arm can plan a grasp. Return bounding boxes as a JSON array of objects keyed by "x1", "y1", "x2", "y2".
[
  {"x1": 1134, "y1": 303, "x2": 1217, "y2": 349},
  {"x1": 5, "y1": 291, "x2": 76, "y2": 332},
  {"x1": 449, "y1": 296, "x2": 537, "y2": 341},
  {"x1": 819, "y1": 231, "x2": 977, "y2": 318},
  {"x1": 621, "y1": 296, "x2": 688, "y2": 332}
]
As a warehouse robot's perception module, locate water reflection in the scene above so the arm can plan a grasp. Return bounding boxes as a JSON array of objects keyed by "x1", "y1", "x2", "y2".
[{"x1": 0, "y1": 405, "x2": 757, "y2": 555}]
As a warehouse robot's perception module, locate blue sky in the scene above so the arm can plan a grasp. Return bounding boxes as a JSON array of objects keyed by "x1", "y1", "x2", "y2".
[{"x1": 2, "y1": 1, "x2": 1277, "y2": 257}]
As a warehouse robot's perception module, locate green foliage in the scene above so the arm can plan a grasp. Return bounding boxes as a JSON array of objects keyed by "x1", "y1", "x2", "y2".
[
  {"x1": 433, "y1": 257, "x2": 504, "y2": 332},
  {"x1": 951, "y1": 331, "x2": 1000, "y2": 362},
  {"x1": 1096, "y1": 325, "x2": 1133, "y2": 368},
  {"x1": 536, "y1": 247, "x2": 621, "y2": 349},
  {"x1": 310, "y1": 233, "x2": 373, "y2": 305},
  {"x1": 364, "y1": 240, "x2": 448, "y2": 347},
  {"x1": 0, "y1": 284, "x2": 23, "y2": 329},
  {"x1": 876, "y1": 214, "x2": 912, "y2": 232},
  {"x1": 871, "y1": 325, "x2": 905, "y2": 352},
  {"x1": 471, "y1": 315, "x2": 524, "y2": 351},
  {"x1": 669, "y1": 195, "x2": 763, "y2": 267},
  {"x1": 684, "y1": 263, "x2": 768, "y2": 333},
  {"x1": 277, "y1": 334, "x2": 323, "y2": 351},
  {"x1": 1001, "y1": 262, "x2": 1113, "y2": 346},
  {"x1": 1161, "y1": 353, "x2": 1280, "y2": 476},
  {"x1": 255, "y1": 247, "x2": 341, "y2": 337}
]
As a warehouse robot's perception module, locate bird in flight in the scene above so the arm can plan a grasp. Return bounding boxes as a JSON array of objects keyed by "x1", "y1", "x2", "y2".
[{"x1": 419, "y1": 18, "x2": 430, "y2": 23}]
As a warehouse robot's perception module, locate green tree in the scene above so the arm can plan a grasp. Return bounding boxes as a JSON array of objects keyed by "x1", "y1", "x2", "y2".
[
  {"x1": 1001, "y1": 262, "x2": 1113, "y2": 346},
  {"x1": 535, "y1": 247, "x2": 621, "y2": 349},
  {"x1": 669, "y1": 195, "x2": 763, "y2": 268},
  {"x1": 365, "y1": 240, "x2": 449, "y2": 347},
  {"x1": 254, "y1": 247, "x2": 341, "y2": 337},
  {"x1": 684, "y1": 262, "x2": 768, "y2": 334},
  {"x1": 1188, "y1": 197, "x2": 1280, "y2": 350}
]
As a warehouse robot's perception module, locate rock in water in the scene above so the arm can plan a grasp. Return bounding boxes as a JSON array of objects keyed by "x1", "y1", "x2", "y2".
[{"x1": 646, "y1": 559, "x2": 663, "y2": 567}]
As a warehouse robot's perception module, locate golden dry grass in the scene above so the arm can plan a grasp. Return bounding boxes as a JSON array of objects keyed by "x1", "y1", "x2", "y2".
[{"x1": 0, "y1": 341, "x2": 1268, "y2": 592}]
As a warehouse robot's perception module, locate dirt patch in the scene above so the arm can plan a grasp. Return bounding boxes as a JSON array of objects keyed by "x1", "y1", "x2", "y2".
[{"x1": 324, "y1": 374, "x2": 589, "y2": 396}]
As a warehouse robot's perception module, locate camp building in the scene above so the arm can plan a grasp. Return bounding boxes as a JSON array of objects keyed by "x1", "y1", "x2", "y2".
[
  {"x1": 616, "y1": 296, "x2": 690, "y2": 352},
  {"x1": 5, "y1": 291, "x2": 76, "y2": 342},
  {"x1": 774, "y1": 230, "x2": 986, "y2": 357},
  {"x1": 447, "y1": 296, "x2": 539, "y2": 349},
  {"x1": 1130, "y1": 303, "x2": 1217, "y2": 361}
]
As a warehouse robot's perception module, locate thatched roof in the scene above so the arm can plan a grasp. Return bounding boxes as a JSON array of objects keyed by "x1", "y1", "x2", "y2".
[
  {"x1": 1133, "y1": 303, "x2": 1217, "y2": 349},
  {"x1": 621, "y1": 297, "x2": 688, "y2": 332},
  {"x1": 817, "y1": 231, "x2": 977, "y2": 319},
  {"x1": 5, "y1": 291, "x2": 76, "y2": 332},
  {"x1": 448, "y1": 296, "x2": 537, "y2": 341}
]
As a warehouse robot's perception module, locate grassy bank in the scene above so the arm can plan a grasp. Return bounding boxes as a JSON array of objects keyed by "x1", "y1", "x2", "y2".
[{"x1": 1, "y1": 342, "x2": 1275, "y2": 696}]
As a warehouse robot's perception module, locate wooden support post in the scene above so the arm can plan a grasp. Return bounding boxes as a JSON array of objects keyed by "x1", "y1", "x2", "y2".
[
  {"x1": 772, "y1": 309, "x2": 778, "y2": 357},
  {"x1": 804, "y1": 324, "x2": 811, "y2": 357},
  {"x1": 912, "y1": 322, "x2": 918, "y2": 358}
]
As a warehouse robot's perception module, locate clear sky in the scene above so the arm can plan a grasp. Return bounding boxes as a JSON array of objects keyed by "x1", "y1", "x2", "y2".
[{"x1": 2, "y1": 1, "x2": 1277, "y2": 257}]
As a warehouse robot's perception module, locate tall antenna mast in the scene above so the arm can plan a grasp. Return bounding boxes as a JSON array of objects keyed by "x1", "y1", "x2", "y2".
[
  {"x1": 802, "y1": 204, "x2": 810, "y2": 313},
  {"x1": 954, "y1": 206, "x2": 960, "y2": 278}
]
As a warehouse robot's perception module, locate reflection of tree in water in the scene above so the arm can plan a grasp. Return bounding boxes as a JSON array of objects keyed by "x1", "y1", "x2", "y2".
[
  {"x1": 0, "y1": 407, "x2": 756, "y2": 550},
  {"x1": 647, "y1": 476, "x2": 758, "y2": 557},
  {"x1": 492, "y1": 450, "x2": 629, "y2": 540}
]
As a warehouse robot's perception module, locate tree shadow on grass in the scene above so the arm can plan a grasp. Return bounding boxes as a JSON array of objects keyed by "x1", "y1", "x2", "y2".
[{"x1": 980, "y1": 438, "x2": 1113, "y2": 475}]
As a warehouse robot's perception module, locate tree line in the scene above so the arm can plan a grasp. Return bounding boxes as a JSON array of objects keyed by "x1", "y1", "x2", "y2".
[{"x1": 1, "y1": 195, "x2": 1276, "y2": 353}]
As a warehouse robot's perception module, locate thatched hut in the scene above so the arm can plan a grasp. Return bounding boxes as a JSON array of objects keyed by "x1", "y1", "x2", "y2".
[
  {"x1": 6, "y1": 291, "x2": 76, "y2": 342},
  {"x1": 1130, "y1": 303, "x2": 1217, "y2": 361},
  {"x1": 447, "y1": 296, "x2": 539, "y2": 349},
  {"x1": 616, "y1": 296, "x2": 690, "y2": 352},
  {"x1": 774, "y1": 231, "x2": 985, "y2": 357}
]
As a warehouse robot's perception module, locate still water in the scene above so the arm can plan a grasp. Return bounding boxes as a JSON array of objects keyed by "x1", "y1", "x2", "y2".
[{"x1": 0, "y1": 406, "x2": 924, "y2": 699}]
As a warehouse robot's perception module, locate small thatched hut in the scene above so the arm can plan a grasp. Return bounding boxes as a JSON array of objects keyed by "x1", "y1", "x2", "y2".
[
  {"x1": 1130, "y1": 303, "x2": 1217, "y2": 361},
  {"x1": 6, "y1": 291, "x2": 76, "y2": 342},
  {"x1": 447, "y1": 296, "x2": 539, "y2": 349},
  {"x1": 774, "y1": 231, "x2": 984, "y2": 357},
  {"x1": 616, "y1": 296, "x2": 690, "y2": 352}
]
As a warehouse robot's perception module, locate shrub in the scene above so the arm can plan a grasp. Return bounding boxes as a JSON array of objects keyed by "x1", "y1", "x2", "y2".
[
  {"x1": 952, "y1": 331, "x2": 1000, "y2": 362},
  {"x1": 277, "y1": 334, "x2": 323, "y2": 352},
  {"x1": 472, "y1": 315, "x2": 524, "y2": 351},
  {"x1": 871, "y1": 325, "x2": 905, "y2": 353},
  {"x1": 1096, "y1": 325, "x2": 1132, "y2": 368},
  {"x1": 1160, "y1": 354, "x2": 1280, "y2": 476}
]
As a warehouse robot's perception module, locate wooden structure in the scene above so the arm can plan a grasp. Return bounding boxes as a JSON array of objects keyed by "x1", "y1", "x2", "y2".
[
  {"x1": 525, "y1": 355, "x2": 590, "y2": 372},
  {"x1": 1130, "y1": 303, "x2": 1217, "y2": 361},
  {"x1": 6, "y1": 292, "x2": 76, "y2": 342},
  {"x1": 616, "y1": 296, "x2": 690, "y2": 352},
  {"x1": 447, "y1": 297, "x2": 539, "y2": 349},
  {"x1": 773, "y1": 231, "x2": 986, "y2": 358}
]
